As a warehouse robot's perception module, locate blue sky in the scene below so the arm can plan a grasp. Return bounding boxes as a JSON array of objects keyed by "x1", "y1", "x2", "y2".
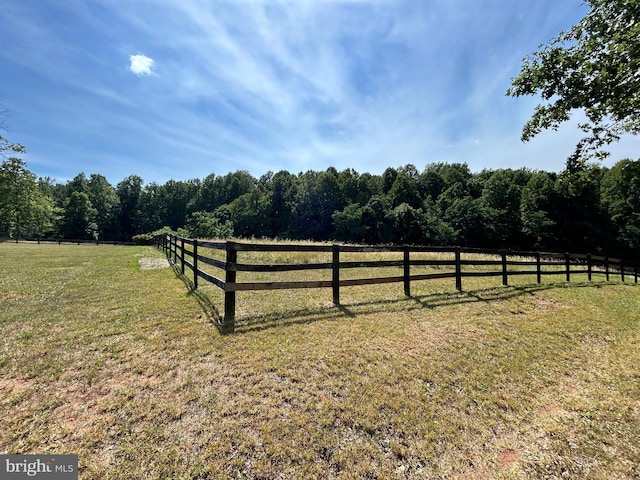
[{"x1": 1, "y1": 0, "x2": 639, "y2": 186}]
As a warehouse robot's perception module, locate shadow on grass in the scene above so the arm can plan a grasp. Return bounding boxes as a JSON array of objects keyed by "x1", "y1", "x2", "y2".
[
  {"x1": 168, "y1": 259, "x2": 634, "y2": 335},
  {"x1": 232, "y1": 282, "x2": 626, "y2": 334},
  {"x1": 170, "y1": 263, "x2": 226, "y2": 332}
]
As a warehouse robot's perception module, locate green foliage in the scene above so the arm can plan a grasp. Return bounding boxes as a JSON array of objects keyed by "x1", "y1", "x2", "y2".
[
  {"x1": 480, "y1": 169, "x2": 532, "y2": 248},
  {"x1": 0, "y1": 158, "x2": 56, "y2": 238},
  {"x1": 4, "y1": 142, "x2": 638, "y2": 257},
  {"x1": 601, "y1": 159, "x2": 640, "y2": 250},
  {"x1": 116, "y1": 175, "x2": 143, "y2": 240},
  {"x1": 556, "y1": 164, "x2": 608, "y2": 251},
  {"x1": 0, "y1": 134, "x2": 26, "y2": 158},
  {"x1": 388, "y1": 172, "x2": 421, "y2": 208},
  {"x1": 293, "y1": 170, "x2": 343, "y2": 240},
  {"x1": 224, "y1": 189, "x2": 268, "y2": 237},
  {"x1": 60, "y1": 191, "x2": 98, "y2": 240},
  {"x1": 184, "y1": 211, "x2": 234, "y2": 239},
  {"x1": 131, "y1": 233, "x2": 154, "y2": 245},
  {"x1": 88, "y1": 174, "x2": 120, "y2": 240},
  {"x1": 360, "y1": 195, "x2": 393, "y2": 244},
  {"x1": 521, "y1": 173, "x2": 557, "y2": 249},
  {"x1": 387, "y1": 203, "x2": 426, "y2": 244},
  {"x1": 508, "y1": 0, "x2": 640, "y2": 163},
  {"x1": 332, "y1": 203, "x2": 367, "y2": 243}
]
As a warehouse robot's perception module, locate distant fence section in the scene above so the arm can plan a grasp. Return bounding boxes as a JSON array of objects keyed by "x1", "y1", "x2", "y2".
[
  {"x1": 155, "y1": 234, "x2": 639, "y2": 333},
  {"x1": 5, "y1": 237, "x2": 136, "y2": 246}
]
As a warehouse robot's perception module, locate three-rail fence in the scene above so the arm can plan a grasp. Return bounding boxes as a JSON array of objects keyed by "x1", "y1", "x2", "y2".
[{"x1": 155, "y1": 235, "x2": 638, "y2": 333}]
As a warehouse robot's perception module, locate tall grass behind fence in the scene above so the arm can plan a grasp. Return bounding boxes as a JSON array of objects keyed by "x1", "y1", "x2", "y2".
[
  {"x1": 4, "y1": 237, "x2": 136, "y2": 246},
  {"x1": 155, "y1": 234, "x2": 639, "y2": 332}
]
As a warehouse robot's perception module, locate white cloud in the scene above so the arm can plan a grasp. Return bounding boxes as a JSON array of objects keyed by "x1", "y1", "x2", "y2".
[{"x1": 129, "y1": 54, "x2": 155, "y2": 76}]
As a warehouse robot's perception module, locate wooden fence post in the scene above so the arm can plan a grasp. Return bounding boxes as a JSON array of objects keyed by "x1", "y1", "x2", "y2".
[
  {"x1": 223, "y1": 242, "x2": 237, "y2": 332},
  {"x1": 605, "y1": 256, "x2": 610, "y2": 281},
  {"x1": 332, "y1": 244, "x2": 340, "y2": 305},
  {"x1": 193, "y1": 239, "x2": 198, "y2": 289},
  {"x1": 173, "y1": 235, "x2": 178, "y2": 264},
  {"x1": 635, "y1": 262, "x2": 638, "y2": 284},
  {"x1": 536, "y1": 252, "x2": 542, "y2": 284},
  {"x1": 565, "y1": 252, "x2": 571, "y2": 282},
  {"x1": 455, "y1": 247, "x2": 462, "y2": 291},
  {"x1": 403, "y1": 246, "x2": 411, "y2": 296},
  {"x1": 620, "y1": 259, "x2": 625, "y2": 283},
  {"x1": 501, "y1": 250, "x2": 508, "y2": 286},
  {"x1": 587, "y1": 253, "x2": 592, "y2": 281},
  {"x1": 180, "y1": 237, "x2": 185, "y2": 275}
]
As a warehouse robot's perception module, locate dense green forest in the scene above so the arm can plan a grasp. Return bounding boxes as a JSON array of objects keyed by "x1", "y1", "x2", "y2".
[{"x1": 1, "y1": 156, "x2": 639, "y2": 259}]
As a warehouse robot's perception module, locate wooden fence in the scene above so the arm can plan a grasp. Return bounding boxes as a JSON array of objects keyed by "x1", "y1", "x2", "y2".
[
  {"x1": 155, "y1": 234, "x2": 639, "y2": 332},
  {"x1": 5, "y1": 237, "x2": 136, "y2": 246}
]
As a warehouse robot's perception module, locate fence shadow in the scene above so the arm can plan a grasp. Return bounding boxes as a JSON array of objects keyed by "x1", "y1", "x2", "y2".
[
  {"x1": 220, "y1": 281, "x2": 610, "y2": 334},
  {"x1": 170, "y1": 263, "x2": 225, "y2": 332},
  {"x1": 157, "y1": 234, "x2": 639, "y2": 334},
  {"x1": 165, "y1": 249, "x2": 634, "y2": 335}
]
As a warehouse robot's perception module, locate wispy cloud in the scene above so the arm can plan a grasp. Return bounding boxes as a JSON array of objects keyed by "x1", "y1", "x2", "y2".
[{"x1": 1, "y1": 0, "x2": 638, "y2": 185}]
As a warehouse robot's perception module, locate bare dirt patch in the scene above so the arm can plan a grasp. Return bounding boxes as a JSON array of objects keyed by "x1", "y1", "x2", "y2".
[
  {"x1": 0, "y1": 377, "x2": 35, "y2": 394},
  {"x1": 138, "y1": 256, "x2": 170, "y2": 270},
  {"x1": 498, "y1": 448, "x2": 520, "y2": 468},
  {"x1": 534, "y1": 295, "x2": 563, "y2": 311}
]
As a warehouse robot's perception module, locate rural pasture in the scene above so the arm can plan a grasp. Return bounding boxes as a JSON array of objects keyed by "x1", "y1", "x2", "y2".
[{"x1": 1, "y1": 242, "x2": 638, "y2": 479}]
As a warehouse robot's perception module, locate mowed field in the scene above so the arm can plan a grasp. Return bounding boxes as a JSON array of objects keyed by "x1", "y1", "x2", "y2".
[{"x1": 1, "y1": 242, "x2": 639, "y2": 479}]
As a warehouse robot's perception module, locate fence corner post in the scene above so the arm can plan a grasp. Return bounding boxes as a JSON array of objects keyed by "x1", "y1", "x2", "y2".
[
  {"x1": 223, "y1": 241, "x2": 237, "y2": 333},
  {"x1": 403, "y1": 246, "x2": 411, "y2": 297},
  {"x1": 455, "y1": 246, "x2": 462, "y2": 291},
  {"x1": 180, "y1": 237, "x2": 185, "y2": 275},
  {"x1": 173, "y1": 235, "x2": 178, "y2": 264},
  {"x1": 332, "y1": 244, "x2": 340, "y2": 305},
  {"x1": 501, "y1": 250, "x2": 508, "y2": 286},
  {"x1": 193, "y1": 239, "x2": 198, "y2": 289}
]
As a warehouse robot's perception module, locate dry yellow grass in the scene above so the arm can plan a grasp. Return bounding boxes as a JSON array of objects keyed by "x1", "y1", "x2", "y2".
[{"x1": 1, "y1": 242, "x2": 638, "y2": 479}]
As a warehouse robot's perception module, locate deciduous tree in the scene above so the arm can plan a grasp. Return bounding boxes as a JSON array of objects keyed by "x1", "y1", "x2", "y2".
[
  {"x1": 600, "y1": 159, "x2": 640, "y2": 251},
  {"x1": 0, "y1": 158, "x2": 39, "y2": 238},
  {"x1": 508, "y1": 0, "x2": 640, "y2": 164},
  {"x1": 60, "y1": 191, "x2": 98, "y2": 240}
]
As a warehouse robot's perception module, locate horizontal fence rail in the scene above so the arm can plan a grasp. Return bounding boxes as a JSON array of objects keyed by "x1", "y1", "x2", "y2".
[
  {"x1": 4, "y1": 237, "x2": 136, "y2": 246},
  {"x1": 154, "y1": 234, "x2": 639, "y2": 332}
]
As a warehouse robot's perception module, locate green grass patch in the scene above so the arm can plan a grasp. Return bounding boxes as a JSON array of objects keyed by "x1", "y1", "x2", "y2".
[{"x1": 1, "y1": 242, "x2": 638, "y2": 479}]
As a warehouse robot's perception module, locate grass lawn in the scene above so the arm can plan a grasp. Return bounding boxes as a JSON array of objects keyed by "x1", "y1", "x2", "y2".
[{"x1": 1, "y1": 242, "x2": 638, "y2": 479}]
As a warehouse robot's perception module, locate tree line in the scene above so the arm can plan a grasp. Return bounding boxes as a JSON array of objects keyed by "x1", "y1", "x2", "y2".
[{"x1": 2, "y1": 155, "x2": 639, "y2": 259}]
